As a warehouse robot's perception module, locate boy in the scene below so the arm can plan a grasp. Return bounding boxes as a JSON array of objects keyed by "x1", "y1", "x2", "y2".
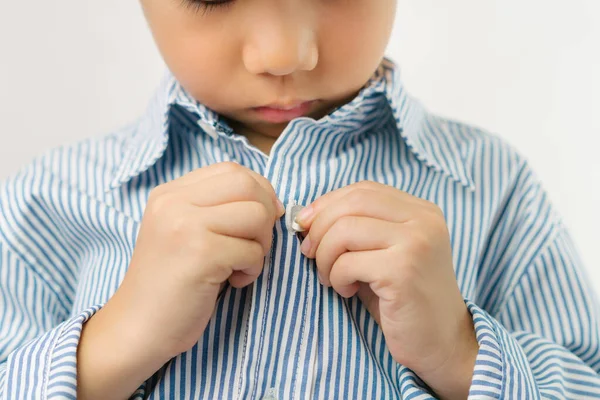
[{"x1": 1, "y1": 0, "x2": 599, "y2": 399}]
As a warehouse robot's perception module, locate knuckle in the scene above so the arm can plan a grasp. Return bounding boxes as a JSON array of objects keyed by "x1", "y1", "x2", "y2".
[
  {"x1": 248, "y1": 201, "x2": 272, "y2": 225},
  {"x1": 231, "y1": 170, "x2": 259, "y2": 195},
  {"x1": 422, "y1": 200, "x2": 445, "y2": 218},
  {"x1": 432, "y1": 219, "x2": 449, "y2": 239},
  {"x1": 146, "y1": 191, "x2": 179, "y2": 219},
  {"x1": 149, "y1": 183, "x2": 168, "y2": 198},
  {"x1": 355, "y1": 180, "x2": 375, "y2": 189},
  {"x1": 369, "y1": 273, "x2": 396, "y2": 294},
  {"x1": 430, "y1": 203, "x2": 445, "y2": 217},
  {"x1": 331, "y1": 251, "x2": 350, "y2": 275},
  {"x1": 198, "y1": 237, "x2": 231, "y2": 276},
  {"x1": 165, "y1": 212, "x2": 192, "y2": 240},
  {"x1": 147, "y1": 199, "x2": 197, "y2": 241},
  {"x1": 422, "y1": 214, "x2": 448, "y2": 239},
  {"x1": 375, "y1": 257, "x2": 414, "y2": 295},
  {"x1": 407, "y1": 232, "x2": 432, "y2": 254},
  {"x1": 335, "y1": 216, "x2": 358, "y2": 235},
  {"x1": 192, "y1": 232, "x2": 215, "y2": 258},
  {"x1": 237, "y1": 242, "x2": 266, "y2": 279},
  {"x1": 219, "y1": 161, "x2": 243, "y2": 173},
  {"x1": 347, "y1": 189, "x2": 372, "y2": 209}
]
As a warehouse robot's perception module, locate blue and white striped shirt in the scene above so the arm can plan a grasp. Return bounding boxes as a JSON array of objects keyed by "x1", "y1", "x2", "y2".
[{"x1": 1, "y1": 58, "x2": 599, "y2": 399}]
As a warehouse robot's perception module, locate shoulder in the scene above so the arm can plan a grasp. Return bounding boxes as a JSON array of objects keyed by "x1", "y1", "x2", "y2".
[
  {"x1": 1, "y1": 124, "x2": 135, "y2": 194},
  {"x1": 0, "y1": 123, "x2": 137, "y2": 257},
  {"x1": 433, "y1": 115, "x2": 538, "y2": 187},
  {"x1": 436, "y1": 115, "x2": 562, "y2": 228}
]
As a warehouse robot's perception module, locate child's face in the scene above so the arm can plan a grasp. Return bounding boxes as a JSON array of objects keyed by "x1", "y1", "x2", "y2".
[{"x1": 140, "y1": 0, "x2": 397, "y2": 138}]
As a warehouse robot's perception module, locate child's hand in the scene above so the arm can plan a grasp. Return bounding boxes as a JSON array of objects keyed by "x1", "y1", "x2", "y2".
[
  {"x1": 78, "y1": 162, "x2": 284, "y2": 399},
  {"x1": 296, "y1": 181, "x2": 478, "y2": 399},
  {"x1": 104, "y1": 162, "x2": 283, "y2": 359}
]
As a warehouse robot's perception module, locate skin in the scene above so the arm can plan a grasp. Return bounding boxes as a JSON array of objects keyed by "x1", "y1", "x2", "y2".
[
  {"x1": 297, "y1": 182, "x2": 479, "y2": 399},
  {"x1": 139, "y1": 0, "x2": 396, "y2": 154},
  {"x1": 77, "y1": 1, "x2": 478, "y2": 399}
]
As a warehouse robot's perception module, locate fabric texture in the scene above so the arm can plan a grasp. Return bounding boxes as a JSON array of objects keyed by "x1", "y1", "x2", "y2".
[{"x1": 1, "y1": 59, "x2": 599, "y2": 399}]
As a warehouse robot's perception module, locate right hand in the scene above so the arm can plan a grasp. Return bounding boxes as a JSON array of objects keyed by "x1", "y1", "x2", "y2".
[{"x1": 107, "y1": 162, "x2": 284, "y2": 360}]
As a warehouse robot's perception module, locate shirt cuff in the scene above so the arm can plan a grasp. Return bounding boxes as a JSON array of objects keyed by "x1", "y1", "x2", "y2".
[
  {"x1": 4, "y1": 305, "x2": 103, "y2": 399},
  {"x1": 466, "y1": 300, "x2": 538, "y2": 399}
]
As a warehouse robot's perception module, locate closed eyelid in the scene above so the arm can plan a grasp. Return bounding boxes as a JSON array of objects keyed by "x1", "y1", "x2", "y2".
[{"x1": 179, "y1": 0, "x2": 235, "y2": 14}]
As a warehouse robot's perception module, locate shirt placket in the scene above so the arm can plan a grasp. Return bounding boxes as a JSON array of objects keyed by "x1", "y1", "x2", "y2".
[{"x1": 233, "y1": 122, "x2": 323, "y2": 400}]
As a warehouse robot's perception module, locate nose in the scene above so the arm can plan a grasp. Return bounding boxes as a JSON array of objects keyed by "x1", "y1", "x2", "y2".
[{"x1": 243, "y1": 8, "x2": 318, "y2": 76}]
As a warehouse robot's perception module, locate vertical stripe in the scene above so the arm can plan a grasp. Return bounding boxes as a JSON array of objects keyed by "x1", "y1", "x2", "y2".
[{"x1": 1, "y1": 58, "x2": 599, "y2": 399}]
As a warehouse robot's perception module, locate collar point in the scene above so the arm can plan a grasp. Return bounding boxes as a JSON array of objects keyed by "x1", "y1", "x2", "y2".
[
  {"x1": 448, "y1": 174, "x2": 477, "y2": 193},
  {"x1": 452, "y1": 171, "x2": 477, "y2": 193},
  {"x1": 464, "y1": 180, "x2": 477, "y2": 193}
]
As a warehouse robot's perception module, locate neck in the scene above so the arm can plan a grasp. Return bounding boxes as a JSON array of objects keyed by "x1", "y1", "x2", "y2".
[
  {"x1": 224, "y1": 90, "x2": 362, "y2": 156},
  {"x1": 226, "y1": 119, "x2": 286, "y2": 156},
  {"x1": 243, "y1": 130, "x2": 278, "y2": 155}
]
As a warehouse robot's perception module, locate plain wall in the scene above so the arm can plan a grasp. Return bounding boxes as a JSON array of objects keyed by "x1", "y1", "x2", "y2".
[{"x1": 1, "y1": 0, "x2": 598, "y2": 291}]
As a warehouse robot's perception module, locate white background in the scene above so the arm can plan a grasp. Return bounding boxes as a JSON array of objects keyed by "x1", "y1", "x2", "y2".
[{"x1": 0, "y1": 1, "x2": 598, "y2": 290}]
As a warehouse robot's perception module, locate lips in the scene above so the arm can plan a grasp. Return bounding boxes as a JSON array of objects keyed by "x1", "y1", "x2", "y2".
[
  {"x1": 266, "y1": 102, "x2": 307, "y2": 111},
  {"x1": 252, "y1": 101, "x2": 315, "y2": 123}
]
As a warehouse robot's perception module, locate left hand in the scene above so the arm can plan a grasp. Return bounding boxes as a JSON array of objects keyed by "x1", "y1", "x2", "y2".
[{"x1": 295, "y1": 181, "x2": 479, "y2": 400}]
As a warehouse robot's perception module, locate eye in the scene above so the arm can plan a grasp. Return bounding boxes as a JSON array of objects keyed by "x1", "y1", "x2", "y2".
[{"x1": 180, "y1": 0, "x2": 234, "y2": 14}]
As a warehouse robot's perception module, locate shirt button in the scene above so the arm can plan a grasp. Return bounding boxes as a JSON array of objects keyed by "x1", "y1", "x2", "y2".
[
  {"x1": 197, "y1": 119, "x2": 219, "y2": 140},
  {"x1": 285, "y1": 202, "x2": 307, "y2": 233},
  {"x1": 262, "y1": 387, "x2": 278, "y2": 400}
]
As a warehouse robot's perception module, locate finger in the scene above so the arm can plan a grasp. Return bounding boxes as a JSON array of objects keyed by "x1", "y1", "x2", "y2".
[
  {"x1": 203, "y1": 201, "x2": 276, "y2": 255},
  {"x1": 244, "y1": 170, "x2": 285, "y2": 215},
  {"x1": 303, "y1": 190, "x2": 414, "y2": 258},
  {"x1": 328, "y1": 249, "x2": 389, "y2": 298},
  {"x1": 159, "y1": 161, "x2": 243, "y2": 189},
  {"x1": 159, "y1": 162, "x2": 284, "y2": 214},
  {"x1": 219, "y1": 166, "x2": 283, "y2": 211},
  {"x1": 312, "y1": 217, "x2": 398, "y2": 286},
  {"x1": 356, "y1": 283, "x2": 381, "y2": 325},
  {"x1": 175, "y1": 171, "x2": 280, "y2": 218},
  {"x1": 296, "y1": 181, "x2": 428, "y2": 228},
  {"x1": 206, "y1": 233, "x2": 267, "y2": 288}
]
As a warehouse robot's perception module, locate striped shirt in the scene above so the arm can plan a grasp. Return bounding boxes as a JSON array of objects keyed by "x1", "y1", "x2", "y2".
[{"x1": 1, "y1": 58, "x2": 599, "y2": 399}]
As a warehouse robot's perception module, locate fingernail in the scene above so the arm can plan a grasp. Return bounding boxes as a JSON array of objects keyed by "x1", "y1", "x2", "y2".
[
  {"x1": 300, "y1": 235, "x2": 312, "y2": 255},
  {"x1": 317, "y1": 271, "x2": 324, "y2": 284},
  {"x1": 276, "y1": 199, "x2": 286, "y2": 217},
  {"x1": 296, "y1": 205, "x2": 313, "y2": 223}
]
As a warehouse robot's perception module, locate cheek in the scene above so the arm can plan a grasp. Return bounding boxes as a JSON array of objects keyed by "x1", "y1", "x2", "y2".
[
  {"x1": 144, "y1": 8, "x2": 241, "y2": 108},
  {"x1": 318, "y1": 1, "x2": 396, "y2": 90},
  {"x1": 165, "y1": 39, "x2": 235, "y2": 106},
  {"x1": 164, "y1": 33, "x2": 243, "y2": 110},
  {"x1": 141, "y1": 0, "x2": 397, "y2": 114}
]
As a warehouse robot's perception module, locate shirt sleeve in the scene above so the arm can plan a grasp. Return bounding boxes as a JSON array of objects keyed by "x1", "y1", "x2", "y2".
[
  {"x1": 396, "y1": 159, "x2": 600, "y2": 399},
  {"x1": 0, "y1": 156, "x2": 152, "y2": 400},
  {"x1": 464, "y1": 160, "x2": 600, "y2": 398},
  {"x1": 467, "y1": 226, "x2": 600, "y2": 399},
  {"x1": 0, "y1": 239, "x2": 100, "y2": 399},
  {"x1": 0, "y1": 239, "x2": 152, "y2": 399}
]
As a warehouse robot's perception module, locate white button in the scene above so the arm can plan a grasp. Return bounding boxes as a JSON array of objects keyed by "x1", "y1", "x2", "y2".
[
  {"x1": 197, "y1": 119, "x2": 219, "y2": 140},
  {"x1": 262, "y1": 387, "x2": 278, "y2": 400},
  {"x1": 285, "y1": 202, "x2": 306, "y2": 234}
]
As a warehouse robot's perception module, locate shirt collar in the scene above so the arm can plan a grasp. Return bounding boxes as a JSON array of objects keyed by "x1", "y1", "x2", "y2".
[{"x1": 106, "y1": 58, "x2": 475, "y2": 193}]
